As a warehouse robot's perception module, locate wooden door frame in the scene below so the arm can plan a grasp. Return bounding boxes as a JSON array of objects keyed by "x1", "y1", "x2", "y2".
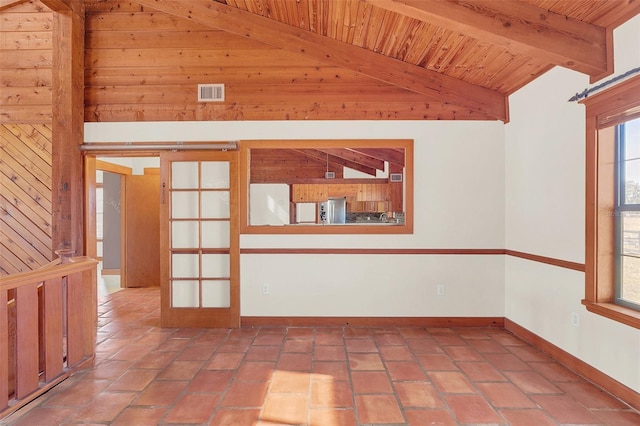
[
  {"x1": 159, "y1": 151, "x2": 241, "y2": 328},
  {"x1": 83, "y1": 155, "x2": 143, "y2": 288}
]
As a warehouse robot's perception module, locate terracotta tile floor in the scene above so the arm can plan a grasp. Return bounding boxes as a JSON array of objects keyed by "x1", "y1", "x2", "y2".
[{"x1": 2, "y1": 288, "x2": 639, "y2": 425}]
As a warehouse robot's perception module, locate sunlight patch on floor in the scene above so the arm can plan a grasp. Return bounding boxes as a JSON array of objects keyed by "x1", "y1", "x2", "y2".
[{"x1": 97, "y1": 261, "x2": 121, "y2": 298}]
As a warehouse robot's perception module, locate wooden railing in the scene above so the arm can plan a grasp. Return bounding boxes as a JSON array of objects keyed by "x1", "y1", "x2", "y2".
[{"x1": 0, "y1": 254, "x2": 98, "y2": 419}]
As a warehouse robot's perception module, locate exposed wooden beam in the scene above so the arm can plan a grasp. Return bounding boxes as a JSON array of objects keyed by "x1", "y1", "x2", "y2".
[
  {"x1": 0, "y1": 0, "x2": 73, "y2": 12},
  {"x1": 295, "y1": 149, "x2": 378, "y2": 177},
  {"x1": 365, "y1": 0, "x2": 607, "y2": 79},
  {"x1": 135, "y1": 0, "x2": 507, "y2": 121},
  {"x1": 51, "y1": 1, "x2": 85, "y2": 255},
  {"x1": 352, "y1": 148, "x2": 405, "y2": 167},
  {"x1": 40, "y1": 0, "x2": 72, "y2": 11},
  {"x1": 316, "y1": 148, "x2": 385, "y2": 171},
  {"x1": 0, "y1": 0, "x2": 29, "y2": 12}
]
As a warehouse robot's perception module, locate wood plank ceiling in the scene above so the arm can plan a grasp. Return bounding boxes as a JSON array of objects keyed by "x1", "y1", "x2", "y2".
[
  {"x1": 80, "y1": 0, "x2": 639, "y2": 123},
  {"x1": 251, "y1": 146, "x2": 405, "y2": 181},
  {"x1": 117, "y1": 0, "x2": 639, "y2": 121},
  {"x1": 1, "y1": 1, "x2": 638, "y2": 123}
]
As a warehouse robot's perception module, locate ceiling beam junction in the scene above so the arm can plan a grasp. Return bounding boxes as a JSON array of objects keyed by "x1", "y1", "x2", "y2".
[
  {"x1": 315, "y1": 148, "x2": 386, "y2": 171},
  {"x1": 0, "y1": 0, "x2": 29, "y2": 12},
  {"x1": 365, "y1": 0, "x2": 608, "y2": 79},
  {"x1": 40, "y1": 0, "x2": 73, "y2": 11},
  {"x1": 351, "y1": 148, "x2": 405, "y2": 167},
  {"x1": 294, "y1": 149, "x2": 378, "y2": 177}
]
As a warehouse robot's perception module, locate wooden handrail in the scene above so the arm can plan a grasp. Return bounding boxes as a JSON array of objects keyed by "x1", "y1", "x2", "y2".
[
  {"x1": 0, "y1": 257, "x2": 97, "y2": 291},
  {"x1": 36, "y1": 258, "x2": 62, "y2": 270}
]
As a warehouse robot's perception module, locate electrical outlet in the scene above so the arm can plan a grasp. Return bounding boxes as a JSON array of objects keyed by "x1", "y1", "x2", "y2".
[
  {"x1": 437, "y1": 284, "x2": 445, "y2": 296},
  {"x1": 262, "y1": 283, "x2": 270, "y2": 295},
  {"x1": 571, "y1": 312, "x2": 580, "y2": 327}
]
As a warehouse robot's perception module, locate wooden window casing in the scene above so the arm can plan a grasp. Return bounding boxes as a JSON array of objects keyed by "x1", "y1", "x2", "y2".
[
  {"x1": 239, "y1": 139, "x2": 414, "y2": 234},
  {"x1": 583, "y1": 75, "x2": 640, "y2": 329},
  {"x1": 613, "y1": 119, "x2": 640, "y2": 311}
]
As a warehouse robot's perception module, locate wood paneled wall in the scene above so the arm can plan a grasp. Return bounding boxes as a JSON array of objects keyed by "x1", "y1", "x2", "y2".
[
  {"x1": 84, "y1": 1, "x2": 439, "y2": 122},
  {"x1": 0, "y1": 1, "x2": 53, "y2": 124},
  {"x1": 0, "y1": 124, "x2": 53, "y2": 276},
  {"x1": 292, "y1": 183, "x2": 391, "y2": 203},
  {"x1": 250, "y1": 149, "x2": 343, "y2": 183},
  {"x1": 292, "y1": 182, "x2": 393, "y2": 213},
  {"x1": 0, "y1": 1, "x2": 54, "y2": 275}
]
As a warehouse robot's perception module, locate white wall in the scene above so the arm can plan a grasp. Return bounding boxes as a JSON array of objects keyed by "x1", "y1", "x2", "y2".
[
  {"x1": 243, "y1": 254, "x2": 504, "y2": 317},
  {"x1": 86, "y1": 120, "x2": 506, "y2": 318},
  {"x1": 504, "y1": 15, "x2": 640, "y2": 392},
  {"x1": 504, "y1": 67, "x2": 586, "y2": 263}
]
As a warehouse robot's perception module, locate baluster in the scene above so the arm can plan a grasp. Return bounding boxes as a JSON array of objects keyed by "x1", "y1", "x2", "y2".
[
  {"x1": 43, "y1": 278, "x2": 64, "y2": 381},
  {"x1": 15, "y1": 283, "x2": 39, "y2": 399},
  {"x1": 0, "y1": 290, "x2": 8, "y2": 410},
  {"x1": 66, "y1": 272, "x2": 84, "y2": 366},
  {"x1": 81, "y1": 268, "x2": 97, "y2": 359}
]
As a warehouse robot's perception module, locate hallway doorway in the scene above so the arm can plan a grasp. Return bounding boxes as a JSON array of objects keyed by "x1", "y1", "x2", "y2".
[{"x1": 86, "y1": 156, "x2": 161, "y2": 290}]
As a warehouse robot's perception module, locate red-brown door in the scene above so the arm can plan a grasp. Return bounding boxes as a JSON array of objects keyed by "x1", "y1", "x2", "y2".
[{"x1": 124, "y1": 170, "x2": 161, "y2": 288}]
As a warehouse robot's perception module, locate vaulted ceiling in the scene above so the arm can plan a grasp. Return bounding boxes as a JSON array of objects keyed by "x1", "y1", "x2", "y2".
[
  {"x1": 1, "y1": 0, "x2": 639, "y2": 124},
  {"x1": 131, "y1": 0, "x2": 640, "y2": 122}
]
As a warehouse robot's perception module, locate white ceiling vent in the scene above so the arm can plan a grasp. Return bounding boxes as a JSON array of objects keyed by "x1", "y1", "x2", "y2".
[{"x1": 198, "y1": 84, "x2": 225, "y2": 102}]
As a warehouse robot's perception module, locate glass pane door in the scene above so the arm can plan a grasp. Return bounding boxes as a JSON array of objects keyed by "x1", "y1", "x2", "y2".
[{"x1": 160, "y1": 151, "x2": 239, "y2": 328}]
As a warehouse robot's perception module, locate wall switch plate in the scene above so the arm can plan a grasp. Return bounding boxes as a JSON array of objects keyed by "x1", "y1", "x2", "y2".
[
  {"x1": 262, "y1": 283, "x2": 270, "y2": 295},
  {"x1": 571, "y1": 312, "x2": 579, "y2": 327},
  {"x1": 437, "y1": 284, "x2": 445, "y2": 296}
]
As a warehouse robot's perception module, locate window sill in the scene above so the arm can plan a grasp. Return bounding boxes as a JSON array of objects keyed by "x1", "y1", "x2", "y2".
[
  {"x1": 242, "y1": 223, "x2": 413, "y2": 234},
  {"x1": 582, "y1": 300, "x2": 640, "y2": 329}
]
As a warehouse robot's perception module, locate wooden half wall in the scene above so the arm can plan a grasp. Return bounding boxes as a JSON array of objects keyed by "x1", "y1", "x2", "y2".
[{"x1": 0, "y1": 124, "x2": 53, "y2": 276}]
